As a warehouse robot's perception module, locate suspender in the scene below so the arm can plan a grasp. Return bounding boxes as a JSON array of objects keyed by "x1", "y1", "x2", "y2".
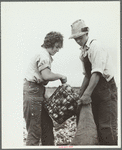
[{"x1": 89, "y1": 39, "x2": 96, "y2": 46}]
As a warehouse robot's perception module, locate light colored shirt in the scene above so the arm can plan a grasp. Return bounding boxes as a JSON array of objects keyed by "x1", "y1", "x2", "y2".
[
  {"x1": 79, "y1": 38, "x2": 114, "y2": 82},
  {"x1": 24, "y1": 48, "x2": 53, "y2": 84}
]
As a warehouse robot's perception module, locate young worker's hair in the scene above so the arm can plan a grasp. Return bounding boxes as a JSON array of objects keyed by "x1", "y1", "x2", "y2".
[{"x1": 41, "y1": 31, "x2": 63, "y2": 49}]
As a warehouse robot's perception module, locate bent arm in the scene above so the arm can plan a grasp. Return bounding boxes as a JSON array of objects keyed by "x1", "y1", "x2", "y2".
[
  {"x1": 79, "y1": 75, "x2": 90, "y2": 97},
  {"x1": 40, "y1": 68, "x2": 64, "y2": 82},
  {"x1": 83, "y1": 72, "x2": 101, "y2": 96}
]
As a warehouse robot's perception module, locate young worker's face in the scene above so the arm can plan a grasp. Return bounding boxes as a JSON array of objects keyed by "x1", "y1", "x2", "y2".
[
  {"x1": 50, "y1": 42, "x2": 62, "y2": 56},
  {"x1": 74, "y1": 34, "x2": 88, "y2": 47}
]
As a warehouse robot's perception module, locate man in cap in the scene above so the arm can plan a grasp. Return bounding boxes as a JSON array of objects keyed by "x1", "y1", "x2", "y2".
[{"x1": 69, "y1": 19, "x2": 117, "y2": 145}]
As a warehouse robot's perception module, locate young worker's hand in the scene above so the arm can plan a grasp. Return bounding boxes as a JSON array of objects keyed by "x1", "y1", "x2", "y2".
[
  {"x1": 60, "y1": 75, "x2": 67, "y2": 84},
  {"x1": 77, "y1": 94, "x2": 92, "y2": 105}
]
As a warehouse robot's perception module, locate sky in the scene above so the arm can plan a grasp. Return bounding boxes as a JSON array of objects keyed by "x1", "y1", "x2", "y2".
[
  {"x1": 1, "y1": 1, "x2": 120, "y2": 148},
  {"x1": 2, "y1": 1, "x2": 120, "y2": 87}
]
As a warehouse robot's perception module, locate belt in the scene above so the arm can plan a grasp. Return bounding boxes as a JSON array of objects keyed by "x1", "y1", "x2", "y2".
[{"x1": 24, "y1": 78, "x2": 42, "y2": 84}]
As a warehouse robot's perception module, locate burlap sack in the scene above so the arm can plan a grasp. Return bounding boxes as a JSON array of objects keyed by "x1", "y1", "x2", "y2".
[{"x1": 71, "y1": 104, "x2": 98, "y2": 145}]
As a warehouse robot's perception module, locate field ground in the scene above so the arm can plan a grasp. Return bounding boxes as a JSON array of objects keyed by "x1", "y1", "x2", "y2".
[{"x1": 23, "y1": 87, "x2": 80, "y2": 146}]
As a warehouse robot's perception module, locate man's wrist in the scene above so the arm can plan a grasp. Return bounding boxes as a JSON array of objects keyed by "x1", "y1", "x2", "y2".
[{"x1": 83, "y1": 92, "x2": 91, "y2": 97}]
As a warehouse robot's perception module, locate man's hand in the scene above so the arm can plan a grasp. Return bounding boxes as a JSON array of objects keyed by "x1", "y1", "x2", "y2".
[
  {"x1": 77, "y1": 72, "x2": 100, "y2": 105},
  {"x1": 77, "y1": 94, "x2": 92, "y2": 105},
  {"x1": 60, "y1": 75, "x2": 67, "y2": 84}
]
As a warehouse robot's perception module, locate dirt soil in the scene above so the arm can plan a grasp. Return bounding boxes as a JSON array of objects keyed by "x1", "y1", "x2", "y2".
[{"x1": 23, "y1": 116, "x2": 77, "y2": 146}]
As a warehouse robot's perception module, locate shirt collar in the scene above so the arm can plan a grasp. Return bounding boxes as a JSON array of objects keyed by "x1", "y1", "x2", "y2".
[
  {"x1": 79, "y1": 37, "x2": 93, "y2": 51},
  {"x1": 43, "y1": 48, "x2": 53, "y2": 62},
  {"x1": 85, "y1": 37, "x2": 92, "y2": 48},
  {"x1": 49, "y1": 52, "x2": 53, "y2": 62},
  {"x1": 79, "y1": 37, "x2": 94, "y2": 58}
]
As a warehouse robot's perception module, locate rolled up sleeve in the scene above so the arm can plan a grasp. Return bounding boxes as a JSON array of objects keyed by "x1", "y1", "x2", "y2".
[
  {"x1": 89, "y1": 42, "x2": 106, "y2": 75},
  {"x1": 36, "y1": 55, "x2": 51, "y2": 72}
]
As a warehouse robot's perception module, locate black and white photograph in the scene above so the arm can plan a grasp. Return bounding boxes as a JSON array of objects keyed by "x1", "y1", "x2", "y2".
[{"x1": 1, "y1": 1, "x2": 121, "y2": 149}]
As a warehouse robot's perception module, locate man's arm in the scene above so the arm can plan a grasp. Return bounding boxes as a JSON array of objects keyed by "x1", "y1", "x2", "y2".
[
  {"x1": 78, "y1": 72, "x2": 101, "y2": 105},
  {"x1": 79, "y1": 75, "x2": 90, "y2": 97},
  {"x1": 83, "y1": 72, "x2": 101, "y2": 96},
  {"x1": 40, "y1": 68, "x2": 67, "y2": 83}
]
